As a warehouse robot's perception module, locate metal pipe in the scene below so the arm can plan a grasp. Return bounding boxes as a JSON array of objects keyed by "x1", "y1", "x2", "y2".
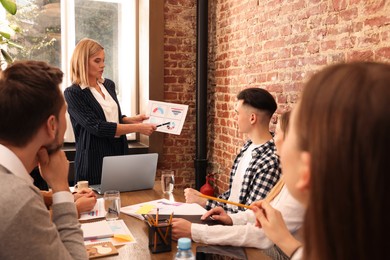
[{"x1": 194, "y1": 0, "x2": 208, "y2": 190}]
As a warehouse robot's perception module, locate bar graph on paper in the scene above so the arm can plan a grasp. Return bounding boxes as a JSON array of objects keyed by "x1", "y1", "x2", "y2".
[
  {"x1": 79, "y1": 198, "x2": 106, "y2": 220},
  {"x1": 146, "y1": 100, "x2": 188, "y2": 135}
]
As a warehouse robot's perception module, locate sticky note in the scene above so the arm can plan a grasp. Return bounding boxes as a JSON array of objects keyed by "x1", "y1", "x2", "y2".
[
  {"x1": 135, "y1": 204, "x2": 155, "y2": 214},
  {"x1": 113, "y1": 234, "x2": 134, "y2": 242}
]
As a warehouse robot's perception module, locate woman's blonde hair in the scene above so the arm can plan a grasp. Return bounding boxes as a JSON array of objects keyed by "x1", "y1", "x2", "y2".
[{"x1": 70, "y1": 38, "x2": 104, "y2": 86}]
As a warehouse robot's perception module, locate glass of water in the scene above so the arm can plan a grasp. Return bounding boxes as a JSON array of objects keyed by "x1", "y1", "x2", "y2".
[
  {"x1": 104, "y1": 190, "x2": 121, "y2": 221},
  {"x1": 161, "y1": 170, "x2": 175, "y2": 194}
]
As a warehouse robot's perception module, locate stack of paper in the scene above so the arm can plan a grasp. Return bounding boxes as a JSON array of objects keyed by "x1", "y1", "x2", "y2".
[
  {"x1": 83, "y1": 219, "x2": 136, "y2": 246},
  {"x1": 81, "y1": 220, "x2": 114, "y2": 241},
  {"x1": 120, "y1": 199, "x2": 207, "y2": 220}
]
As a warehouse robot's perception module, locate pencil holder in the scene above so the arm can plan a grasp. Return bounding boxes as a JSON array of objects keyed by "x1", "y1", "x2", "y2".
[{"x1": 148, "y1": 220, "x2": 172, "y2": 253}]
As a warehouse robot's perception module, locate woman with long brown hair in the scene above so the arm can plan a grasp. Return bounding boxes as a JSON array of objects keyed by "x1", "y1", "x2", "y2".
[{"x1": 253, "y1": 62, "x2": 389, "y2": 260}]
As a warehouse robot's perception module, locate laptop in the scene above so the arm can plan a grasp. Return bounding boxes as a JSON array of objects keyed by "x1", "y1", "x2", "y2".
[{"x1": 91, "y1": 153, "x2": 158, "y2": 194}]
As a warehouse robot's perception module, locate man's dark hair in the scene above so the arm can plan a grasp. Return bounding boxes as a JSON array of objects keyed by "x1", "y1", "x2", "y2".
[
  {"x1": 0, "y1": 60, "x2": 64, "y2": 147},
  {"x1": 237, "y1": 87, "x2": 277, "y2": 118}
]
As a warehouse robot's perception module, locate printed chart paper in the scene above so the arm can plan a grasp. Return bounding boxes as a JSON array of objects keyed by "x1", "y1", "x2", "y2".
[
  {"x1": 79, "y1": 198, "x2": 106, "y2": 221},
  {"x1": 146, "y1": 100, "x2": 188, "y2": 135}
]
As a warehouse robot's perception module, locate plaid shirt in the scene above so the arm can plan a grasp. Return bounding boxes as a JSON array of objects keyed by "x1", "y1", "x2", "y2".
[{"x1": 206, "y1": 139, "x2": 281, "y2": 213}]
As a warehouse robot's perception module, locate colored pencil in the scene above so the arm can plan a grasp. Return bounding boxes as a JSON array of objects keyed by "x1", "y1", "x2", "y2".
[
  {"x1": 164, "y1": 212, "x2": 174, "y2": 240},
  {"x1": 153, "y1": 208, "x2": 160, "y2": 250},
  {"x1": 198, "y1": 193, "x2": 252, "y2": 209}
]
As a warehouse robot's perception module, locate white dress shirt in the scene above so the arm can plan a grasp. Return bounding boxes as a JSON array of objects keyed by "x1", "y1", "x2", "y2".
[{"x1": 191, "y1": 185, "x2": 304, "y2": 249}]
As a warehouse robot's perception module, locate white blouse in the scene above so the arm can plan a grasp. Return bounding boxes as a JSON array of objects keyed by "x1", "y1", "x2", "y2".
[{"x1": 89, "y1": 81, "x2": 119, "y2": 124}]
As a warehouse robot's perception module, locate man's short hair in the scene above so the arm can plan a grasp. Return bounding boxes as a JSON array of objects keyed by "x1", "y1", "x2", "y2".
[
  {"x1": 237, "y1": 87, "x2": 277, "y2": 118},
  {"x1": 0, "y1": 60, "x2": 64, "y2": 147}
]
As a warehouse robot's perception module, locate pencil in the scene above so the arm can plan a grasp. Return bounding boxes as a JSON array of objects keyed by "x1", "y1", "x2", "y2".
[
  {"x1": 164, "y1": 212, "x2": 174, "y2": 240},
  {"x1": 168, "y1": 211, "x2": 173, "y2": 224},
  {"x1": 154, "y1": 208, "x2": 159, "y2": 251},
  {"x1": 198, "y1": 193, "x2": 252, "y2": 209}
]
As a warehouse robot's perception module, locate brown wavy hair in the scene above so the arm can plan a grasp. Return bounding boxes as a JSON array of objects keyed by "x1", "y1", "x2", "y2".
[
  {"x1": 0, "y1": 60, "x2": 64, "y2": 147},
  {"x1": 297, "y1": 62, "x2": 389, "y2": 260}
]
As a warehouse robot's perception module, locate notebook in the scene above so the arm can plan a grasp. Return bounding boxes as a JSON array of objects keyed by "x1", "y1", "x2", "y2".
[
  {"x1": 81, "y1": 220, "x2": 114, "y2": 240},
  {"x1": 91, "y1": 153, "x2": 158, "y2": 195}
]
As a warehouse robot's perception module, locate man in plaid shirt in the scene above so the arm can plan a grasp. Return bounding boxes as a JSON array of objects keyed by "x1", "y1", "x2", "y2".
[{"x1": 185, "y1": 88, "x2": 281, "y2": 213}]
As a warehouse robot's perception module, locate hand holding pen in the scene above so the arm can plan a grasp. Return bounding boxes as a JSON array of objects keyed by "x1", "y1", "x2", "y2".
[{"x1": 157, "y1": 122, "x2": 171, "y2": 127}]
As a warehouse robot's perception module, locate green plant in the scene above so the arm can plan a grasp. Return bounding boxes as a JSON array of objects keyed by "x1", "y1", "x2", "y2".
[{"x1": 0, "y1": 0, "x2": 22, "y2": 68}]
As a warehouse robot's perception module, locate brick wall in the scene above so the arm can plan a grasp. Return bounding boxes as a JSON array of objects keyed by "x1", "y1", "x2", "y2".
[
  {"x1": 163, "y1": 0, "x2": 390, "y2": 193},
  {"x1": 162, "y1": 0, "x2": 197, "y2": 189}
]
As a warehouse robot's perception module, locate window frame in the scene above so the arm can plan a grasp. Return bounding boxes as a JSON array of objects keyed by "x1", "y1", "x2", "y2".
[{"x1": 61, "y1": 0, "x2": 138, "y2": 142}]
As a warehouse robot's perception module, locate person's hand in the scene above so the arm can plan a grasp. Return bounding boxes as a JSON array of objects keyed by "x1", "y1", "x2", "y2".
[
  {"x1": 135, "y1": 123, "x2": 157, "y2": 136},
  {"x1": 41, "y1": 190, "x2": 53, "y2": 208},
  {"x1": 171, "y1": 218, "x2": 192, "y2": 240},
  {"x1": 75, "y1": 196, "x2": 97, "y2": 214},
  {"x1": 73, "y1": 188, "x2": 96, "y2": 201},
  {"x1": 37, "y1": 148, "x2": 69, "y2": 193},
  {"x1": 252, "y1": 200, "x2": 290, "y2": 242},
  {"x1": 250, "y1": 200, "x2": 264, "y2": 220},
  {"x1": 124, "y1": 114, "x2": 150, "y2": 124},
  {"x1": 132, "y1": 114, "x2": 149, "y2": 123},
  {"x1": 252, "y1": 200, "x2": 302, "y2": 257},
  {"x1": 200, "y1": 206, "x2": 233, "y2": 225},
  {"x1": 184, "y1": 188, "x2": 207, "y2": 207}
]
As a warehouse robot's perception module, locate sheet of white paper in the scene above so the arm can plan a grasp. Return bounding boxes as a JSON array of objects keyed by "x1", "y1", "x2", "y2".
[
  {"x1": 145, "y1": 100, "x2": 188, "y2": 135},
  {"x1": 120, "y1": 199, "x2": 207, "y2": 220}
]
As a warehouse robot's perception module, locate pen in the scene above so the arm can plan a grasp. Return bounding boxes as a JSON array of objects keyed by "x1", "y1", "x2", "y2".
[
  {"x1": 198, "y1": 193, "x2": 252, "y2": 209},
  {"x1": 157, "y1": 122, "x2": 170, "y2": 127}
]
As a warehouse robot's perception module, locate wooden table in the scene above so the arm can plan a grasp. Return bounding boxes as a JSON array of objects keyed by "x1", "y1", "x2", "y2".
[{"x1": 98, "y1": 181, "x2": 271, "y2": 259}]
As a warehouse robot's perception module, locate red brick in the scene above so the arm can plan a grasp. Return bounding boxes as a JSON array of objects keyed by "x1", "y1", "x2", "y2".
[
  {"x1": 365, "y1": 16, "x2": 390, "y2": 27},
  {"x1": 376, "y1": 47, "x2": 390, "y2": 60},
  {"x1": 163, "y1": 0, "x2": 390, "y2": 191}
]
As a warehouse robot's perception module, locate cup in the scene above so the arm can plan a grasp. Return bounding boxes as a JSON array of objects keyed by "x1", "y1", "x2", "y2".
[
  {"x1": 74, "y1": 180, "x2": 89, "y2": 191},
  {"x1": 104, "y1": 190, "x2": 121, "y2": 221},
  {"x1": 148, "y1": 219, "x2": 172, "y2": 253},
  {"x1": 161, "y1": 170, "x2": 175, "y2": 194}
]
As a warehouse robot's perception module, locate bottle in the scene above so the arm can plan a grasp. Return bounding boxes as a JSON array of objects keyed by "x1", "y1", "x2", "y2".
[
  {"x1": 174, "y1": 237, "x2": 195, "y2": 260},
  {"x1": 200, "y1": 174, "x2": 215, "y2": 196}
]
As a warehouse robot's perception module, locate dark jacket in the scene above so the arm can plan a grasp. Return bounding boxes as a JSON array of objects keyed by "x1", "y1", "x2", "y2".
[{"x1": 64, "y1": 79, "x2": 127, "y2": 185}]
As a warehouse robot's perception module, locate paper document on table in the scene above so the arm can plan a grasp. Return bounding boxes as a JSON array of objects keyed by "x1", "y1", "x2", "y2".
[
  {"x1": 84, "y1": 219, "x2": 136, "y2": 246},
  {"x1": 145, "y1": 100, "x2": 188, "y2": 135},
  {"x1": 79, "y1": 198, "x2": 106, "y2": 221},
  {"x1": 81, "y1": 220, "x2": 114, "y2": 241},
  {"x1": 120, "y1": 199, "x2": 207, "y2": 220}
]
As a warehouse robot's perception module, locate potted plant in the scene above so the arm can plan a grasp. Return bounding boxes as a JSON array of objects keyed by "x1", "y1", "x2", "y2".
[{"x1": 0, "y1": 0, "x2": 22, "y2": 69}]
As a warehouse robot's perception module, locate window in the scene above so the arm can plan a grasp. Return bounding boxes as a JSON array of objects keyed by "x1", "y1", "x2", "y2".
[{"x1": 10, "y1": 0, "x2": 137, "y2": 142}]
